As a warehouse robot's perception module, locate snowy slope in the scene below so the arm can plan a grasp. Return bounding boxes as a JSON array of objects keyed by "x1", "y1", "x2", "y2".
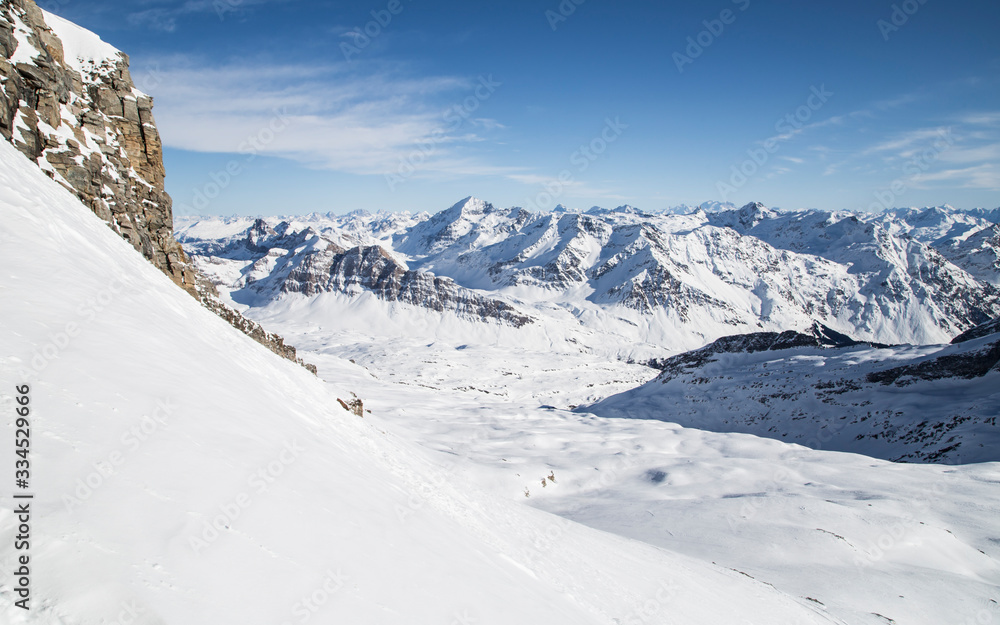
[
  {"x1": 240, "y1": 295, "x2": 1000, "y2": 625},
  {"x1": 0, "y1": 138, "x2": 850, "y2": 623},
  {"x1": 585, "y1": 322, "x2": 1000, "y2": 463}
]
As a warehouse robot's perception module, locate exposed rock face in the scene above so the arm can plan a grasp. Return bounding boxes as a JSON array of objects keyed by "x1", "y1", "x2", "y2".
[
  {"x1": 646, "y1": 322, "x2": 873, "y2": 377},
  {"x1": 866, "y1": 339, "x2": 1000, "y2": 385},
  {"x1": 0, "y1": 0, "x2": 193, "y2": 293},
  {"x1": 200, "y1": 296, "x2": 318, "y2": 374},
  {"x1": 1, "y1": 1, "x2": 315, "y2": 373},
  {"x1": 178, "y1": 199, "x2": 1000, "y2": 346},
  {"x1": 286, "y1": 245, "x2": 533, "y2": 327},
  {"x1": 178, "y1": 217, "x2": 535, "y2": 327},
  {"x1": 952, "y1": 316, "x2": 1000, "y2": 344}
]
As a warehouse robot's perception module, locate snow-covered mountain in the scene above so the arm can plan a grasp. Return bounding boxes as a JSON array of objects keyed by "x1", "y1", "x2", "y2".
[
  {"x1": 178, "y1": 197, "x2": 1000, "y2": 349},
  {"x1": 3, "y1": 5, "x2": 999, "y2": 625},
  {"x1": 0, "y1": 0, "x2": 317, "y2": 371},
  {"x1": 6, "y1": 136, "x2": 1000, "y2": 623},
  {"x1": 2, "y1": 115, "x2": 855, "y2": 625},
  {"x1": 585, "y1": 319, "x2": 1000, "y2": 463},
  {"x1": 0, "y1": 0, "x2": 192, "y2": 292}
]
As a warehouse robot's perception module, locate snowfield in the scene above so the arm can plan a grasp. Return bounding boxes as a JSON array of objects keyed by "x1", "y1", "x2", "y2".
[
  {"x1": 0, "y1": 131, "x2": 860, "y2": 625},
  {"x1": 0, "y1": 118, "x2": 997, "y2": 625},
  {"x1": 3, "y1": 5, "x2": 998, "y2": 624}
]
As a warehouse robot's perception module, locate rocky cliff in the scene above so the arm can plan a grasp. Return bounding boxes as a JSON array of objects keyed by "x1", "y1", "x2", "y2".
[
  {"x1": 178, "y1": 216, "x2": 534, "y2": 327},
  {"x1": 1, "y1": 0, "x2": 314, "y2": 373},
  {"x1": 0, "y1": 0, "x2": 193, "y2": 292}
]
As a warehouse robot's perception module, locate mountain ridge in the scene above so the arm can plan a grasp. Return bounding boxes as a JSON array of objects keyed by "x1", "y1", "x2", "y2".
[
  {"x1": 584, "y1": 315, "x2": 1000, "y2": 463},
  {"x1": 1, "y1": 0, "x2": 315, "y2": 371},
  {"x1": 178, "y1": 197, "x2": 1000, "y2": 349}
]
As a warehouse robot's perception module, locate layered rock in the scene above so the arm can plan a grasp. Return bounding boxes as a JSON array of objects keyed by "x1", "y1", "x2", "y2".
[
  {"x1": 179, "y1": 217, "x2": 534, "y2": 327},
  {"x1": 285, "y1": 245, "x2": 533, "y2": 327},
  {"x1": 0, "y1": 0, "x2": 192, "y2": 292},
  {"x1": 1, "y1": 1, "x2": 314, "y2": 372},
  {"x1": 178, "y1": 199, "x2": 1000, "y2": 347}
]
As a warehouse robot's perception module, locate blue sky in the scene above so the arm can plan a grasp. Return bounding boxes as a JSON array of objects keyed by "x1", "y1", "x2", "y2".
[{"x1": 45, "y1": 0, "x2": 1000, "y2": 216}]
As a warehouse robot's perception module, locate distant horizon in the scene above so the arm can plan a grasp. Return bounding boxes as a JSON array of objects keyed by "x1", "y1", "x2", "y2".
[
  {"x1": 171, "y1": 194, "x2": 1000, "y2": 222},
  {"x1": 47, "y1": 0, "x2": 1000, "y2": 217}
]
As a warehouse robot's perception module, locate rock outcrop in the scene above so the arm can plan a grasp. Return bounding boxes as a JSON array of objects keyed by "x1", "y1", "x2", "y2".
[
  {"x1": 0, "y1": 0, "x2": 193, "y2": 292},
  {"x1": 646, "y1": 322, "x2": 873, "y2": 378},
  {"x1": 1, "y1": 0, "x2": 314, "y2": 373},
  {"x1": 286, "y1": 244, "x2": 533, "y2": 327},
  {"x1": 584, "y1": 317, "x2": 1000, "y2": 464}
]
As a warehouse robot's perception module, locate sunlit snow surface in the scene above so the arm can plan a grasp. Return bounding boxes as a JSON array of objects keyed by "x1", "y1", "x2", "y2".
[
  {"x1": 1, "y1": 135, "x2": 998, "y2": 624},
  {"x1": 2, "y1": 139, "x2": 851, "y2": 625},
  {"x1": 248, "y1": 291, "x2": 1000, "y2": 625},
  {"x1": 175, "y1": 202, "x2": 1000, "y2": 624}
]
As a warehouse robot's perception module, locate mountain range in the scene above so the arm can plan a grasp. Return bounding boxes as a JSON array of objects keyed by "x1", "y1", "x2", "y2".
[
  {"x1": 178, "y1": 196, "x2": 1000, "y2": 350},
  {"x1": 3, "y1": 2, "x2": 1000, "y2": 624}
]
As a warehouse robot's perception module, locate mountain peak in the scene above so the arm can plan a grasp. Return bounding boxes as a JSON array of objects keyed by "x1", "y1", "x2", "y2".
[{"x1": 447, "y1": 196, "x2": 493, "y2": 215}]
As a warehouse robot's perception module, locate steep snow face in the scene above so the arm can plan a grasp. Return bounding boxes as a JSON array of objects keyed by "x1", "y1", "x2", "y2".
[
  {"x1": 938, "y1": 224, "x2": 1000, "y2": 286},
  {"x1": 1, "y1": 135, "x2": 856, "y2": 624},
  {"x1": 179, "y1": 200, "x2": 1000, "y2": 350},
  {"x1": 585, "y1": 320, "x2": 1000, "y2": 464}
]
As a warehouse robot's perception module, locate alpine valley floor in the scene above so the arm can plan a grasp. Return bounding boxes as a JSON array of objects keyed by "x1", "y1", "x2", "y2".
[{"x1": 233, "y1": 290, "x2": 1000, "y2": 625}]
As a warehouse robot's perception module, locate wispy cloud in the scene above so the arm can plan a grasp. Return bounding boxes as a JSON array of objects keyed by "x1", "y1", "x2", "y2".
[
  {"x1": 912, "y1": 164, "x2": 1000, "y2": 190},
  {"x1": 127, "y1": 0, "x2": 282, "y2": 32},
  {"x1": 140, "y1": 55, "x2": 510, "y2": 178},
  {"x1": 860, "y1": 127, "x2": 953, "y2": 158}
]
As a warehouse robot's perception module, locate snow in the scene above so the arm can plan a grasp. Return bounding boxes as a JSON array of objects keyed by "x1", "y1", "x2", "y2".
[
  {"x1": 172, "y1": 191, "x2": 1000, "y2": 622},
  {"x1": 179, "y1": 199, "x2": 1000, "y2": 355},
  {"x1": 239, "y1": 292, "x2": 1000, "y2": 625},
  {"x1": 0, "y1": 139, "x2": 858, "y2": 623},
  {"x1": 8, "y1": 11, "x2": 40, "y2": 65},
  {"x1": 41, "y1": 9, "x2": 123, "y2": 77}
]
